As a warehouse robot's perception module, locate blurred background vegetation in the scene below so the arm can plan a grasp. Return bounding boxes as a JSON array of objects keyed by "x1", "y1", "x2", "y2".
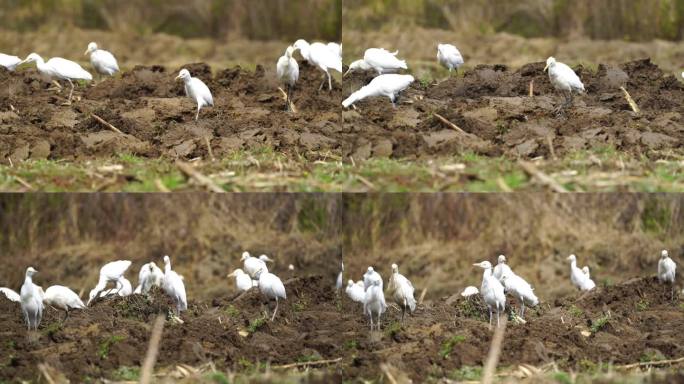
[{"x1": 345, "y1": 0, "x2": 684, "y2": 41}]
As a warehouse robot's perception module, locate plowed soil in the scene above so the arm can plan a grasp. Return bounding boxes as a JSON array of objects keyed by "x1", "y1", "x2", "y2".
[
  {"x1": 0, "y1": 63, "x2": 342, "y2": 162},
  {"x1": 343, "y1": 59, "x2": 683, "y2": 160},
  {"x1": 1, "y1": 275, "x2": 682, "y2": 382}
]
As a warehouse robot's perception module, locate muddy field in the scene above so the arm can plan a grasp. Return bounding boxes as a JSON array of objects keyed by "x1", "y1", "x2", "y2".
[
  {"x1": 1, "y1": 272, "x2": 682, "y2": 382},
  {"x1": 343, "y1": 59, "x2": 683, "y2": 160},
  {"x1": 0, "y1": 62, "x2": 342, "y2": 162}
]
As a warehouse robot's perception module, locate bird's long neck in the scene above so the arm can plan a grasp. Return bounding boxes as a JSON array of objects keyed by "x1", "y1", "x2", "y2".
[
  {"x1": 570, "y1": 260, "x2": 576, "y2": 269},
  {"x1": 165, "y1": 262, "x2": 171, "y2": 273},
  {"x1": 24, "y1": 275, "x2": 33, "y2": 285}
]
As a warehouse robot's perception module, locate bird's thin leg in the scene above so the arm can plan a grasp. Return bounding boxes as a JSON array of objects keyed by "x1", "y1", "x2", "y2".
[
  {"x1": 286, "y1": 84, "x2": 292, "y2": 112},
  {"x1": 521, "y1": 301, "x2": 526, "y2": 319},
  {"x1": 497, "y1": 309, "x2": 500, "y2": 327},
  {"x1": 318, "y1": 76, "x2": 326, "y2": 91},
  {"x1": 369, "y1": 313, "x2": 373, "y2": 331},
  {"x1": 327, "y1": 72, "x2": 332, "y2": 91},
  {"x1": 271, "y1": 298, "x2": 279, "y2": 321},
  {"x1": 65, "y1": 79, "x2": 75, "y2": 105},
  {"x1": 195, "y1": 106, "x2": 200, "y2": 121},
  {"x1": 489, "y1": 308, "x2": 493, "y2": 327},
  {"x1": 377, "y1": 314, "x2": 381, "y2": 331},
  {"x1": 63, "y1": 309, "x2": 69, "y2": 323},
  {"x1": 401, "y1": 305, "x2": 406, "y2": 324}
]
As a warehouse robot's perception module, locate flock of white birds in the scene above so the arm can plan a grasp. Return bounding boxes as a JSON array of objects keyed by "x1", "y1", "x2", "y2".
[
  {"x1": 0, "y1": 251, "x2": 290, "y2": 331},
  {"x1": 0, "y1": 38, "x2": 343, "y2": 119},
  {"x1": 345, "y1": 251, "x2": 678, "y2": 331}
]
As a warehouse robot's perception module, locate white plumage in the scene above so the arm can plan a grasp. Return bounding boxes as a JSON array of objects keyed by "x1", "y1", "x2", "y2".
[
  {"x1": 461, "y1": 286, "x2": 479, "y2": 297},
  {"x1": 241, "y1": 252, "x2": 272, "y2": 279},
  {"x1": 474, "y1": 261, "x2": 506, "y2": 327},
  {"x1": 176, "y1": 69, "x2": 214, "y2": 121},
  {"x1": 336, "y1": 261, "x2": 344, "y2": 290},
  {"x1": 163, "y1": 255, "x2": 187, "y2": 315},
  {"x1": 387, "y1": 263, "x2": 416, "y2": 323},
  {"x1": 363, "y1": 266, "x2": 383, "y2": 290},
  {"x1": 277, "y1": 45, "x2": 299, "y2": 112},
  {"x1": 345, "y1": 280, "x2": 365, "y2": 303},
  {"x1": 20, "y1": 53, "x2": 92, "y2": 104},
  {"x1": 84, "y1": 42, "x2": 119, "y2": 77},
  {"x1": 501, "y1": 273, "x2": 538, "y2": 318},
  {"x1": 256, "y1": 269, "x2": 286, "y2": 321},
  {"x1": 582, "y1": 266, "x2": 591, "y2": 278},
  {"x1": 88, "y1": 260, "x2": 132, "y2": 305},
  {"x1": 43, "y1": 285, "x2": 85, "y2": 321},
  {"x1": 0, "y1": 53, "x2": 22, "y2": 71},
  {"x1": 134, "y1": 262, "x2": 164, "y2": 295},
  {"x1": 0, "y1": 287, "x2": 20, "y2": 302},
  {"x1": 493, "y1": 255, "x2": 514, "y2": 282},
  {"x1": 228, "y1": 268, "x2": 255, "y2": 292},
  {"x1": 342, "y1": 74, "x2": 414, "y2": 108},
  {"x1": 20, "y1": 267, "x2": 44, "y2": 331},
  {"x1": 567, "y1": 255, "x2": 595, "y2": 291},
  {"x1": 327, "y1": 42, "x2": 342, "y2": 60},
  {"x1": 293, "y1": 39, "x2": 342, "y2": 91},
  {"x1": 437, "y1": 44, "x2": 464, "y2": 74},
  {"x1": 658, "y1": 250, "x2": 676, "y2": 284},
  {"x1": 345, "y1": 48, "x2": 407, "y2": 76},
  {"x1": 544, "y1": 57, "x2": 585, "y2": 110},
  {"x1": 364, "y1": 279, "x2": 387, "y2": 331}
]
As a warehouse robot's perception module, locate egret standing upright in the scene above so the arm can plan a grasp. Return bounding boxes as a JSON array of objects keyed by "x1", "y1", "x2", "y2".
[
  {"x1": 387, "y1": 263, "x2": 416, "y2": 324},
  {"x1": 544, "y1": 57, "x2": 585, "y2": 113},
  {"x1": 256, "y1": 268, "x2": 286, "y2": 321},
  {"x1": 162, "y1": 255, "x2": 187, "y2": 315},
  {"x1": 20, "y1": 267, "x2": 44, "y2": 331},
  {"x1": 437, "y1": 44, "x2": 464, "y2": 76},
  {"x1": 658, "y1": 250, "x2": 677, "y2": 299},
  {"x1": 84, "y1": 42, "x2": 119, "y2": 80},
  {"x1": 19, "y1": 53, "x2": 92, "y2": 105},
  {"x1": 567, "y1": 255, "x2": 595, "y2": 291},
  {"x1": 493, "y1": 255, "x2": 513, "y2": 282},
  {"x1": 176, "y1": 69, "x2": 214, "y2": 121},
  {"x1": 473, "y1": 261, "x2": 506, "y2": 328},
  {"x1": 277, "y1": 46, "x2": 299, "y2": 112}
]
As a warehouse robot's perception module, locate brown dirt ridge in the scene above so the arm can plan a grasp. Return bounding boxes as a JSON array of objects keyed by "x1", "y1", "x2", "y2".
[
  {"x1": 1, "y1": 274, "x2": 682, "y2": 381},
  {"x1": 0, "y1": 62, "x2": 342, "y2": 162},
  {"x1": 343, "y1": 58, "x2": 683, "y2": 160}
]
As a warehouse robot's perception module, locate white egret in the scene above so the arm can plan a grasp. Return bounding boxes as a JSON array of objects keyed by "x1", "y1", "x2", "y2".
[
  {"x1": 500, "y1": 273, "x2": 538, "y2": 318},
  {"x1": 437, "y1": 44, "x2": 464, "y2": 76},
  {"x1": 293, "y1": 39, "x2": 342, "y2": 91},
  {"x1": 492, "y1": 255, "x2": 513, "y2": 282},
  {"x1": 363, "y1": 266, "x2": 383, "y2": 290},
  {"x1": 387, "y1": 263, "x2": 416, "y2": 323},
  {"x1": 342, "y1": 74, "x2": 414, "y2": 108},
  {"x1": 84, "y1": 42, "x2": 119, "y2": 79},
  {"x1": 658, "y1": 250, "x2": 677, "y2": 299},
  {"x1": 88, "y1": 260, "x2": 132, "y2": 305},
  {"x1": 162, "y1": 255, "x2": 187, "y2": 315},
  {"x1": 228, "y1": 268, "x2": 255, "y2": 292},
  {"x1": 582, "y1": 266, "x2": 591, "y2": 278},
  {"x1": 19, "y1": 53, "x2": 92, "y2": 105},
  {"x1": 567, "y1": 255, "x2": 595, "y2": 291},
  {"x1": 364, "y1": 279, "x2": 387, "y2": 331},
  {"x1": 43, "y1": 285, "x2": 85, "y2": 321},
  {"x1": 176, "y1": 69, "x2": 214, "y2": 121},
  {"x1": 461, "y1": 286, "x2": 479, "y2": 297},
  {"x1": 327, "y1": 42, "x2": 342, "y2": 59},
  {"x1": 473, "y1": 261, "x2": 506, "y2": 327},
  {"x1": 346, "y1": 280, "x2": 365, "y2": 303},
  {"x1": 134, "y1": 262, "x2": 164, "y2": 295},
  {"x1": 544, "y1": 57, "x2": 585, "y2": 111},
  {"x1": 0, "y1": 287, "x2": 20, "y2": 302},
  {"x1": 0, "y1": 53, "x2": 22, "y2": 71},
  {"x1": 276, "y1": 46, "x2": 299, "y2": 112},
  {"x1": 336, "y1": 261, "x2": 344, "y2": 290},
  {"x1": 344, "y1": 48, "x2": 407, "y2": 76},
  {"x1": 255, "y1": 268, "x2": 286, "y2": 321},
  {"x1": 20, "y1": 267, "x2": 43, "y2": 331},
  {"x1": 241, "y1": 252, "x2": 273, "y2": 279}
]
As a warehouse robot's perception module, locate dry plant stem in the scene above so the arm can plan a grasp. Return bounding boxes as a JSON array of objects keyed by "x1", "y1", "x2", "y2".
[
  {"x1": 91, "y1": 114, "x2": 124, "y2": 135},
  {"x1": 482, "y1": 316, "x2": 507, "y2": 384},
  {"x1": 518, "y1": 160, "x2": 568, "y2": 192},
  {"x1": 272, "y1": 357, "x2": 342, "y2": 369},
  {"x1": 176, "y1": 161, "x2": 224, "y2": 193},
  {"x1": 140, "y1": 315, "x2": 166, "y2": 384}
]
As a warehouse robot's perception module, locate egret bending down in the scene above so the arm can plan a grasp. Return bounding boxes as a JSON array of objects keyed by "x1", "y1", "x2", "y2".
[
  {"x1": 228, "y1": 268, "x2": 256, "y2": 292},
  {"x1": 437, "y1": 44, "x2": 464, "y2": 76},
  {"x1": 162, "y1": 255, "x2": 187, "y2": 315},
  {"x1": 293, "y1": 39, "x2": 342, "y2": 91},
  {"x1": 84, "y1": 42, "x2": 119, "y2": 79},
  {"x1": 461, "y1": 286, "x2": 479, "y2": 298},
  {"x1": 176, "y1": 69, "x2": 214, "y2": 121},
  {"x1": 346, "y1": 280, "x2": 365, "y2": 303},
  {"x1": 387, "y1": 263, "x2": 416, "y2": 323},
  {"x1": 500, "y1": 273, "x2": 538, "y2": 318},
  {"x1": 88, "y1": 260, "x2": 132, "y2": 305},
  {"x1": 0, "y1": 287, "x2": 20, "y2": 302},
  {"x1": 241, "y1": 252, "x2": 274, "y2": 279},
  {"x1": 20, "y1": 53, "x2": 92, "y2": 105},
  {"x1": 344, "y1": 48, "x2": 407, "y2": 76},
  {"x1": 364, "y1": 279, "x2": 387, "y2": 331},
  {"x1": 567, "y1": 255, "x2": 595, "y2": 291},
  {"x1": 544, "y1": 57, "x2": 585, "y2": 113},
  {"x1": 277, "y1": 46, "x2": 299, "y2": 112},
  {"x1": 20, "y1": 267, "x2": 44, "y2": 331},
  {"x1": 474, "y1": 261, "x2": 506, "y2": 328},
  {"x1": 363, "y1": 266, "x2": 383, "y2": 290},
  {"x1": 343, "y1": 74, "x2": 414, "y2": 108},
  {"x1": 658, "y1": 250, "x2": 676, "y2": 299},
  {"x1": 0, "y1": 53, "x2": 22, "y2": 71},
  {"x1": 44, "y1": 285, "x2": 85, "y2": 321},
  {"x1": 493, "y1": 255, "x2": 513, "y2": 282},
  {"x1": 256, "y1": 268, "x2": 286, "y2": 321}
]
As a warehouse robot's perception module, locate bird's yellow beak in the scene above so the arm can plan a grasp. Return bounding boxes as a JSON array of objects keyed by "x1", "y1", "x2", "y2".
[
  {"x1": 84, "y1": 49, "x2": 89, "y2": 56},
  {"x1": 543, "y1": 64, "x2": 549, "y2": 72},
  {"x1": 175, "y1": 75, "x2": 181, "y2": 81},
  {"x1": 472, "y1": 263, "x2": 480, "y2": 267}
]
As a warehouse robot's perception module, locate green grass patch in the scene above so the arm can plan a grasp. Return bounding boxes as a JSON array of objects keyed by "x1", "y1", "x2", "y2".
[
  {"x1": 448, "y1": 365, "x2": 482, "y2": 381},
  {"x1": 296, "y1": 354, "x2": 320, "y2": 363},
  {"x1": 42, "y1": 322, "x2": 62, "y2": 338},
  {"x1": 636, "y1": 299, "x2": 649, "y2": 311},
  {"x1": 568, "y1": 305, "x2": 583, "y2": 318},
  {"x1": 204, "y1": 372, "x2": 230, "y2": 384},
  {"x1": 223, "y1": 304, "x2": 240, "y2": 317},
  {"x1": 112, "y1": 366, "x2": 140, "y2": 381},
  {"x1": 552, "y1": 371, "x2": 572, "y2": 384},
  {"x1": 590, "y1": 314, "x2": 610, "y2": 334},
  {"x1": 98, "y1": 335, "x2": 126, "y2": 359},
  {"x1": 343, "y1": 340, "x2": 358, "y2": 350},
  {"x1": 247, "y1": 316, "x2": 267, "y2": 333},
  {"x1": 385, "y1": 320, "x2": 402, "y2": 337},
  {"x1": 439, "y1": 335, "x2": 466, "y2": 359}
]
